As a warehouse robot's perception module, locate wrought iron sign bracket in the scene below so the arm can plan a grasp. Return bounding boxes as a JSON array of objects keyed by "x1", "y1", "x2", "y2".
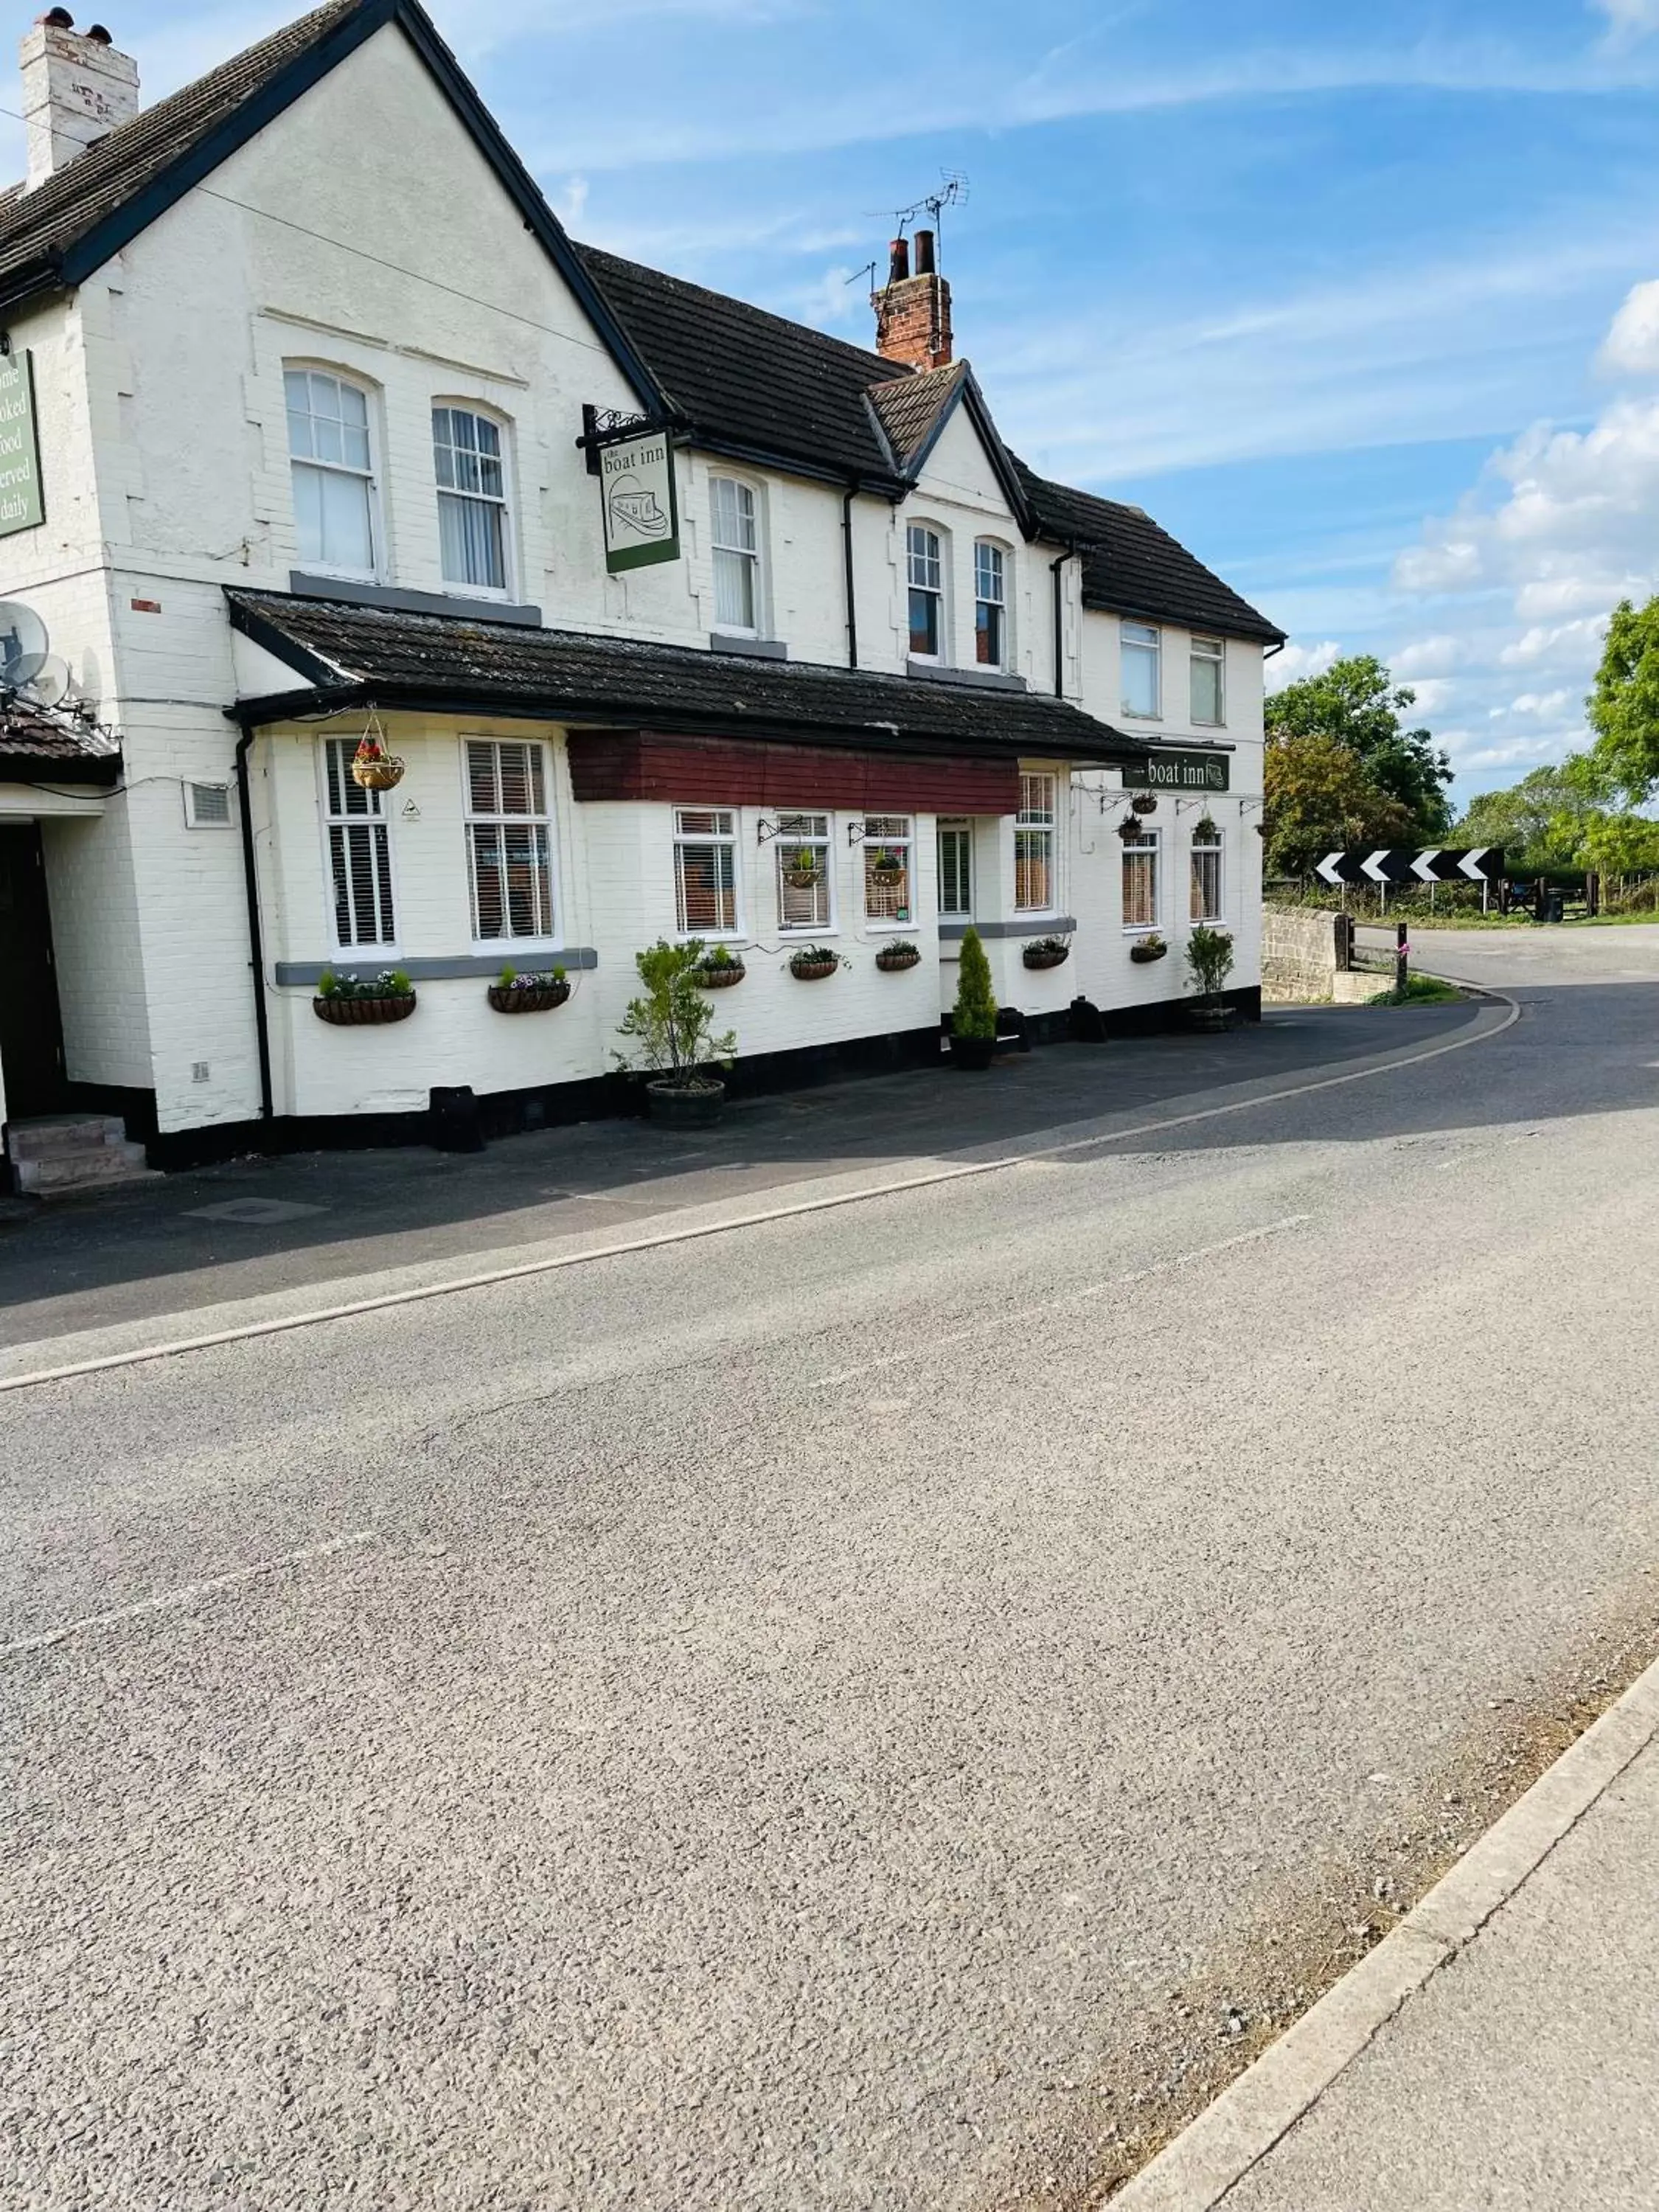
[{"x1": 577, "y1": 403, "x2": 688, "y2": 476}]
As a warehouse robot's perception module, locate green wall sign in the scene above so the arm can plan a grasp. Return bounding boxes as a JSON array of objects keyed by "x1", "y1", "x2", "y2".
[
  {"x1": 1121, "y1": 749, "x2": 1230, "y2": 793},
  {"x1": 0, "y1": 351, "x2": 44, "y2": 538},
  {"x1": 600, "y1": 430, "x2": 678, "y2": 574}
]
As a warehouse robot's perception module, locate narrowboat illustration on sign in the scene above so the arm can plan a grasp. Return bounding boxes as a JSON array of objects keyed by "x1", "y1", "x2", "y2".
[{"x1": 607, "y1": 473, "x2": 670, "y2": 541}]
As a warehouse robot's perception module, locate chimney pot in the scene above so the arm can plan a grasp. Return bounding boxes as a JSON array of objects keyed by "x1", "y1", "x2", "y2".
[
  {"x1": 913, "y1": 228, "x2": 936, "y2": 275},
  {"x1": 20, "y1": 9, "x2": 139, "y2": 188},
  {"x1": 887, "y1": 235, "x2": 910, "y2": 285}
]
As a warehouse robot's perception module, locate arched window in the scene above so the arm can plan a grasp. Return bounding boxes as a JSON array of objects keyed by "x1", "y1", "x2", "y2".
[
  {"x1": 286, "y1": 368, "x2": 377, "y2": 577},
  {"x1": 433, "y1": 405, "x2": 510, "y2": 594},
  {"x1": 710, "y1": 475, "x2": 762, "y2": 634},
  {"x1": 974, "y1": 540, "x2": 1007, "y2": 667},
  {"x1": 907, "y1": 523, "x2": 945, "y2": 660}
]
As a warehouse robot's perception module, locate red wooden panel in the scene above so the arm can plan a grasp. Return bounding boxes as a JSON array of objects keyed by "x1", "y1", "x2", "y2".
[{"x1": 566, "y1": 729, "x2": 1020, "y2": 814}]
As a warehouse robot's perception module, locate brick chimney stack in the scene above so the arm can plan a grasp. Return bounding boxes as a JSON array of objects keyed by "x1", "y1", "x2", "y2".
[
  {"x1": 21, "y1": 11, "x2": 139, "y2": 191},
  {"x1": 871, "y1": 227, "x2": 953, "y2": 372}
]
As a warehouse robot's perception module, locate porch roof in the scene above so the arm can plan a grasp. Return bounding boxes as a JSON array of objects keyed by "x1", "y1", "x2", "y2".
[
  {"x1": 0, "y1": 700, "x2": 122, "y2": 786},
  {"x1": 226, "y1": 590, "x2": 1153, "y2": 767}
]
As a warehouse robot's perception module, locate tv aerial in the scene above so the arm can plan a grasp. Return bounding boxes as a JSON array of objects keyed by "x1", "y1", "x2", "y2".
[{"x1": 0, "y1": 601, "x2": 73, "y2": 711}]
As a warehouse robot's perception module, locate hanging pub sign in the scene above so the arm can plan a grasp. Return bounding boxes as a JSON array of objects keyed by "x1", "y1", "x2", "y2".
[
  {"x1": 1121, "y1": 749, "x2": 1230, "y2": 794},
  {"x1": 0, "y1": 350, "x2": 44, "y2": 538},
  {"x1": 600, "y1": 429, "x2": 679, "y2": 574}
]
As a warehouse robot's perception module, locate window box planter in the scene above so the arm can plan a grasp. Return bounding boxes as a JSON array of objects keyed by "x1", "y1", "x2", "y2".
[
  {"x1": 694, "y1": 956, "x2": 746, "y2": 989},
  {"x1": 1129, "y1": 937, "x2": 1168, "y2": 964},
  {"x1": 1022, "y1": 937, "x2": 1071, "y2": 971},
  {"x1": 487, "y1": 978, "x2": 570, "y2": 1014},
  {"x1": 875, "y1": 941, "x2": 921, "y2": 973},
  {"x1": 788, "y1": 947, "x2": 841, "y2": 981},
  {"x1": 314, "y1": 991, "x2": 416, "y2": 1026},
  {"x1": 646, "y1": 1076, "x2": 725, "y2": 1127}
]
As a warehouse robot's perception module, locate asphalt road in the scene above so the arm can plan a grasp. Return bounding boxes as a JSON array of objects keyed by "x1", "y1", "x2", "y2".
[{"x1": 5, "y1": 925, "x2": 1659, "y2": 2210}]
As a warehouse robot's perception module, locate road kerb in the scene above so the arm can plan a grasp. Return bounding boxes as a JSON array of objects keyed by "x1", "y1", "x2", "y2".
[{"x1": 1113, "y1": 1645, "x2": 1659, "y2": 2208}]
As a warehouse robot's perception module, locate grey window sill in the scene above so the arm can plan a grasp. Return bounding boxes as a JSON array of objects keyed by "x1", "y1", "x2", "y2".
[
  {"x1": 907, "y1": 659, "x2": 1029, "y2": 692},
  {"x1": 275, "y1": 948, "x2": 598, "y2": 985},
  {"x1": 709, "y1": 633, "x2": 787, "y2": 660},
  {"x1": 289, "y1": 574, "x2": 544, "y2": 627},
  {"x1": 939, "y1": 917, "x2": 1077, "y2": 942}
]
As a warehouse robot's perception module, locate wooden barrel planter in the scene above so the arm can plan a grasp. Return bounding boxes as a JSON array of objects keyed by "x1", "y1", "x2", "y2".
[
  {"x1": 646, "y1": 1077, "x2": 725, "y2": 1127},
  {"x1": 1022, "y1": 944, "x2": 1071, "y2": 971},
  {"x1": 875, "y1": 945, "x2": 921, "y2": 973},
  {"x1": 487, "y1": 979, "x2": 570, "y2": 1014},
  {"x1": 313, "y1": 993, "x2": 416, "y2": 1026},
  {"x1": 695, "y1": 961, "x2": 746, "y2": 989},
  {"x1": 789, "y1": 956, "x2": 839, "y2": 981}
]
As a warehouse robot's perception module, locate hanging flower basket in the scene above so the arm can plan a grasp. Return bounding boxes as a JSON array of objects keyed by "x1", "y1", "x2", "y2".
[
  {"x1": 1130, "y1": 793, "x2": 1158, "y2": 816},
  {"x1": 1023, "y1": 937, "x2": 1071, "y2": 971},
  {"x1": 1194, "y1": 816, "x2": 1219, "y2": 841},
  {"x1": 782, "y1": 864, "x2": 824, "y2": 891},
  {"x1": 875, "y1": 941, "x2": 921, "y2": 973},
  {"x1": 694, "y1": 956, "x2": 746, "y2": 989},
  {"x1": 350, "y1": 719, "x2": 405, "y2": 792},
  {"x1": 487, "y1": 973, "x2": 570, "y2": 1014},
  {"x1": 1117, "y1": 814, "x2": 1145, "y2": 841},
  {"x1": 789, "y1": 946, "x2": 841, "y2": 981},
  {"x1": 871, "y1": 850, "x2": 905, "y2": 874}
]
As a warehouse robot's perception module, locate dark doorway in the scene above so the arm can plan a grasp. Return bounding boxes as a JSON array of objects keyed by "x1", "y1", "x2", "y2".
[{"x1": 0, "y1": 822, "x2": 66, "y2": 1119}]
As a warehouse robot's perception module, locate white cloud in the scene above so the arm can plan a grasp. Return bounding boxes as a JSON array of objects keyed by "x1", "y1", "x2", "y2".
[
  {"x1": 1392, "y1": 634, "x2": 1466, "y2": 678},
  {"x1": 1500, "y1": 616, "x2": 1608, "y2": 667},
  {"x1": 1593, "y1": 0, "x2": 1659, "y2": 49},
  {"x1": 1265, "y1": 639, "x2": 1341, "y2": 689},
  {"x1": 1407, "y1": 678, "x2": 1458, "y2": 712},
  {"x1": 1505, "y1": 689, "x2": 1574, "y2": 717},
  {"x1": 1599, "y1": 279, "x2": 1659, "y2": 375}
]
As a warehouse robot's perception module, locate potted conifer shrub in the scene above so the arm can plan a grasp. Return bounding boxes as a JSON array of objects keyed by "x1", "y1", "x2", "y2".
[
  {"x1": 1184, "y1": 922, "x2": 1237, "y2": 1029},
  {"x1": 614, "y1": 938, "x2": 737, "y2": 1126},
  {"x1": 949, "y1": 925, "x2": 997, "y2": 1070}
]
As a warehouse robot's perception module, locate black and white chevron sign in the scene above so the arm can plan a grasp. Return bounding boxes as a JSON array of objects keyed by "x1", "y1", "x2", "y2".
[{"x1": 1314, "y1": 846, "x2": 1505, "y2": 888}]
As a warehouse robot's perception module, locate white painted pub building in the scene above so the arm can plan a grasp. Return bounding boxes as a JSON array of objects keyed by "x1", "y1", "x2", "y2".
[{"x1": 0, "y1": 0, "x2": 1283, "y2": 1175}]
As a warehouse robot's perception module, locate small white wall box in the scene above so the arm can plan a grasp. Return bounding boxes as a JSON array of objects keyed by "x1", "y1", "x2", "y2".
[{"x1": 184, "y1": 782, "x2": 233, "y2": 828}]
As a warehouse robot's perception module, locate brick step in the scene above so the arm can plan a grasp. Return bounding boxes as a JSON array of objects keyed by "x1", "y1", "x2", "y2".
[
  {"x1": 6, "y1": 1113, "x2": 129, "y2": 1162},
  {"x1": 14, "y1": 1141, "x2": 156, "y2": 1196}
]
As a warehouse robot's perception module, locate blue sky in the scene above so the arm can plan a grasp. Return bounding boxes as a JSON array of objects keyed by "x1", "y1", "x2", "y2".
[{"x1": 21, "y1": 0, "x2": 1659, "y2": 806}]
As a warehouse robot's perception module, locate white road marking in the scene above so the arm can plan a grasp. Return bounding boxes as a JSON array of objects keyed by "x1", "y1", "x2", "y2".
[
  {"x1": 813, "y1": 1215, "x2": 1313, "y2": 1386},
  {"x1": 1, "y1": 1531, "x2": 378, "y2": 1661},
  {"x1": 0, "y1": 994, "x2": 1519, "y2": 1397}
]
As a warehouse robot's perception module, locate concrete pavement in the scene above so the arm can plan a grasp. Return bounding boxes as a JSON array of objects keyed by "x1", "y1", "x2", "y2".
[
  {"x1": 1121, "y1": 1655, "x2": 1659, "y2": 2211},
  {"x1": 4, "y1": 924, "x2": 1659, "y2": 2209}
]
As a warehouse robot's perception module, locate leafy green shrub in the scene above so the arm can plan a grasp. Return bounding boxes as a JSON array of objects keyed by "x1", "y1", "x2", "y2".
[
  {"x1": 1185, "y1": 924, "x2": 1235, "y2": 1001},
  {"x1": 953, "y1": 925, "x2": 996, "y2": 1041},
  {"x1": 615, "y1": 939, "x2": 737, "y2": 1085}
]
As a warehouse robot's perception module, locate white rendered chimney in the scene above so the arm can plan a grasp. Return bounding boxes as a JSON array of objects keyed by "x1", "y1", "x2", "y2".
[{"x1": 21, "y1": 12, "x2": 139, "y2": 190}]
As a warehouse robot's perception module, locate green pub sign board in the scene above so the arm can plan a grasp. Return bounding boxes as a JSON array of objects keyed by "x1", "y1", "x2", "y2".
[
  {"x1": 600, "y1": 430, "x2": 678, "y2": 574},
  {"x1": 0, "y1": 351, "x2": 44, "y2": 538},
  {"x1": 1121, "y1": 749, "x2": 1230, "y2": 794}
]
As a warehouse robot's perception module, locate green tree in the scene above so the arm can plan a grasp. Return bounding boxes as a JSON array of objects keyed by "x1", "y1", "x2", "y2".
[
  {"x1": 1262, "y1": 728, "x2": 1413, "y2": 878},
  {"x1": 952, "y1": 925, "x2": 996, "y2": 1041},
  {"x1": 613, "y1": 939, "x2": 737, "y2": 1084},
  {"x1": 1586, "y1": 596, "x2": 1659, "y2": 802},
  {"x1": 1579, "y1": 811, "x2": 1659, "y2": 874},
  {"x1": 1454, "y1": 759, "x2": 1607, "y2": 869},
  {"x1": 1267, "y1": 654, "x2": 1453, "y2": 838}
]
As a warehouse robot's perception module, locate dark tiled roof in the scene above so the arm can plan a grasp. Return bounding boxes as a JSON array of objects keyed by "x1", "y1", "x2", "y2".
[
  {"x1": 227, "y1": 591, "x2": 1147, "y2": 763},
  {"x1": 867, "y1": 364, "x2": 964, "y2": 470},
  {"x1": 0, "y1": 699, "x2": 122, "y2": 777},
  {"x1": 1015, "y1": 465, "x2": 1284, "y2": 645},
  {"x1": 575, "y1": 245, "x2": 908, "y2": 487},
  {"x1": 0, "y1": 0, "x2": 366, "y2": 298}
]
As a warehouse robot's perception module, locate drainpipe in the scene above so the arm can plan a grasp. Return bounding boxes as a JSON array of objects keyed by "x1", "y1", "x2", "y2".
[
  {"x1": 842, "y1": 482, "x2": 860, "y2": 669},
  {"x1": 234, "y1": 721, "x2": 275, "y2": 1127}
]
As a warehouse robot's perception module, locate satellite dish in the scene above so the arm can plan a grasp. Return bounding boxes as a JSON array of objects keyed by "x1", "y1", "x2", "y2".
[
  {"x1": 0, "y1": 599, "x2": 49, "y2": 689},
  {"x1": 23, "y1": 654, "x2": 71, "y2": 708}
]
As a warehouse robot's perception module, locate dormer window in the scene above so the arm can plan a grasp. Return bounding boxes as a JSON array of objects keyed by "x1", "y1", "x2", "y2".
[
  {"x1": 974, "y1": 541, "x2": 1006, "y2": 667},
  {"x1": 711, "y1": 476, "x2": 761, "y2": 634},
  {"x1": 907, "y1": 524, "x2": 943, "y2": 660}
]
